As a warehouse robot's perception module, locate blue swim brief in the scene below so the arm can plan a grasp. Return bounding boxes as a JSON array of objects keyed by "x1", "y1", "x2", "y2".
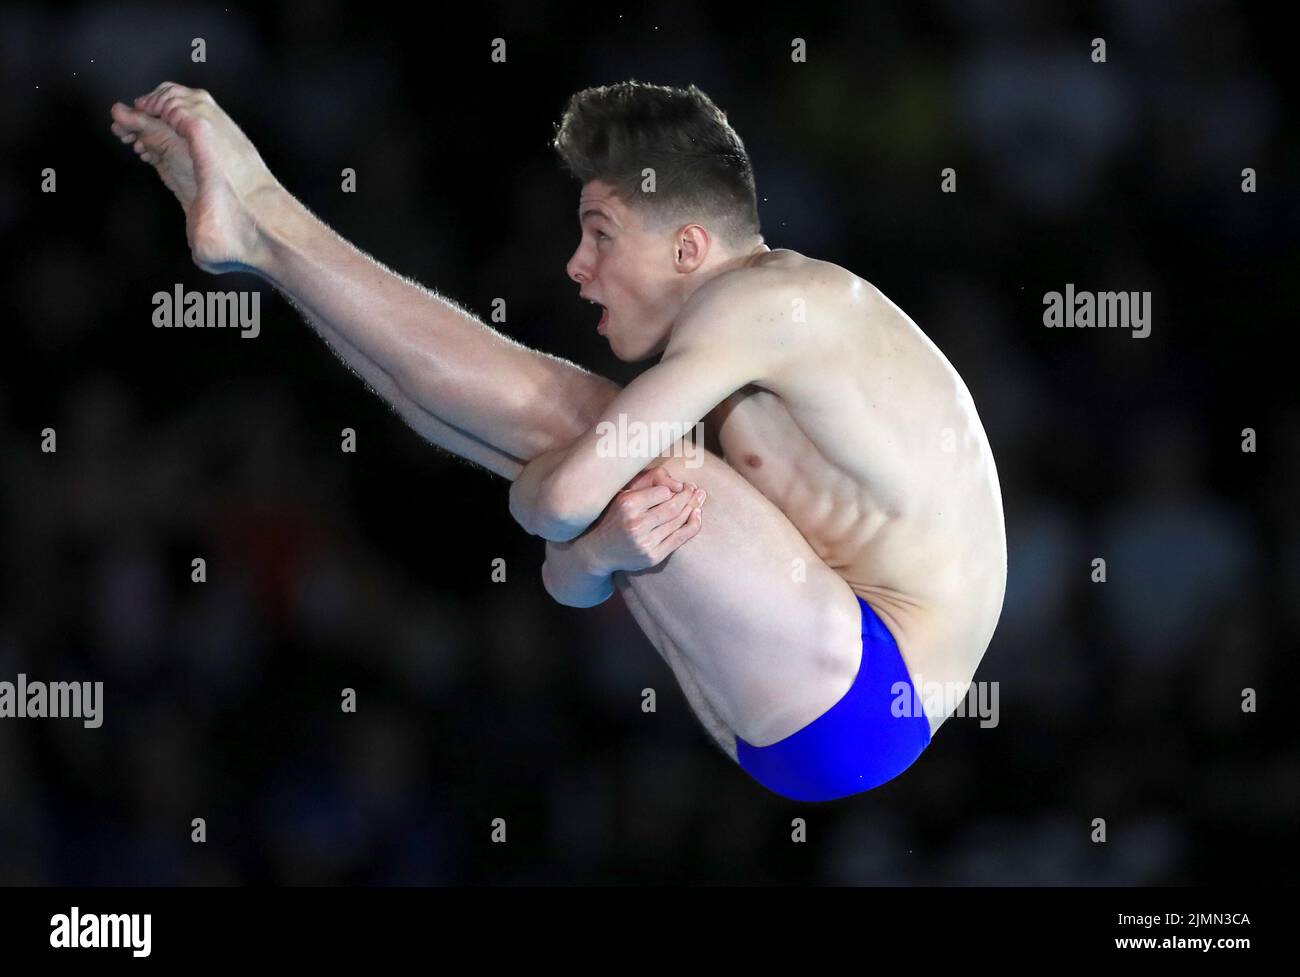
[{"x1": 734, "y1": 594, "x2": 932, "y2": 802}]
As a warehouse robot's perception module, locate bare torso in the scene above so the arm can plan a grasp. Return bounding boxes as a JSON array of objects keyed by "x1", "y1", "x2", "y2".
[{"x1": 704, "y1": 249, "x2": 1007, "y2": 736}]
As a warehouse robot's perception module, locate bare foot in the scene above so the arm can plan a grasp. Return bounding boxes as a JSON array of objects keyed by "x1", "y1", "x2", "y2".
[{"x1": 110, "y1": 83, "x2": 284, "y2": 274}]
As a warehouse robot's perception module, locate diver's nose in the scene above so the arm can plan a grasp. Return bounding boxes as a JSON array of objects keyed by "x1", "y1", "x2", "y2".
[{"x1": 566, "y1": 245, "x2": 591, "y2": 285}]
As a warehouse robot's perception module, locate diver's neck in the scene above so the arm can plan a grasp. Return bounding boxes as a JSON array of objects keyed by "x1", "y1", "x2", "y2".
[
  {"x1": 678, "y1": 242, "x2": 773, "y2": 309},
  {"x1": 742, "y1": 240, "x2": 772, "y2": 267},
  {"x1": 714, "y1": 241, "x2": 772, "y2": 276}
]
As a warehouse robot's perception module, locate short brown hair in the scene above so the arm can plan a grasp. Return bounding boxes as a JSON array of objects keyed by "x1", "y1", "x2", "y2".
[{"x1": 553, "y1": 80, "x2": 761, "y2": 248}]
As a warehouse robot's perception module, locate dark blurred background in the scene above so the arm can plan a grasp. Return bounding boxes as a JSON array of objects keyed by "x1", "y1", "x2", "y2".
[{"x1": 1, "y1": 1, "x2": 1297, "y2": 884}]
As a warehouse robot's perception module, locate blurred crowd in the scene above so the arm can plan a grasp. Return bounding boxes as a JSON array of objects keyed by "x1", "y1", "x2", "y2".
[{"x1": 1, "y1": 1, "x2": 1296, "y2": 883}]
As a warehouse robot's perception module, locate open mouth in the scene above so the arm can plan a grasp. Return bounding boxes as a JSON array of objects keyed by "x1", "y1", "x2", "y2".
[{"x1": 584, "y1": 295, "x2": 609, "y2": 335}]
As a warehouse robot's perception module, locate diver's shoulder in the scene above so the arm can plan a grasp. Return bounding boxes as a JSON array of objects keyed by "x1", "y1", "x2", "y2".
[
  {"x1": 681, "y1": 250, "x2": 871, "y2": 337},
  {"x1": 703, "y1": 248, "x2": 850, "y2": 300},
  {"x1": 745, "y1": 249, "x2": 869, "y2": 298}
]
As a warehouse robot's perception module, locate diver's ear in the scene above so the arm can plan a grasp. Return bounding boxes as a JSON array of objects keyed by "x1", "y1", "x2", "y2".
[{"x1": 674, "y1": 223, "x2": 710, "y2": 272}]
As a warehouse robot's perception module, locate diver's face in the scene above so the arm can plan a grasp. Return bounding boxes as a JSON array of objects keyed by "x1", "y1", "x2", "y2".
[{"x1": 565, "y1": 180, "x2": 681, "y2": 361}]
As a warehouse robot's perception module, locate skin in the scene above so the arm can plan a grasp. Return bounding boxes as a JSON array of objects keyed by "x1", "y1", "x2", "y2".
[
  {"x1": 542, "y1": 466, "x2": 705, "y2": 608},
  {"x1": 109, "y1": 83, "x2": 1006, "y2": 769}
]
